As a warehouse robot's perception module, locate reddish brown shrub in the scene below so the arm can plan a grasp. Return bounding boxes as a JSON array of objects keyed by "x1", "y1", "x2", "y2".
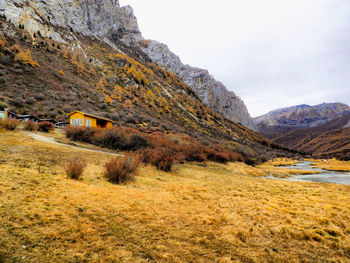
[
  {"x1": 207, "y1": 151, "x2": 231, "y2": 163},
  {"x1": 23, "y1": 121, "x2": 38, "y2": 131},
  {"x1": 142, "y1": 148, "x2": 174, "y2": 171},
  {"x1": 0, "y1": 119, "x2": 20, "y2": 130},
  {"x1": 38, "y1": 121, "x2": 54, "y2": 132},
  {"x1": 64, "y1": 159, "x2": 86, "y2": 180},
  {"x1": 94, "y1": 129, "x2": 129, "y2": 150},
  {"x1": 182, "y1": 143, "x2": 207, "y2": 162},
  {"x1": 104, "y1": 154, "x2": 140, "y2": 184}
]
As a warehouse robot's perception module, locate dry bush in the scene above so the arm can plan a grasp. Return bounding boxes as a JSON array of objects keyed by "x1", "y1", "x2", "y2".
[
  {"x1": 64, "y1": 159, "x2": 86, "y2": 180},
  {"x1": 0, "y1": 119, "x2": 20, "y2": 130},
  {"x1": 182, "y1": 143, "x2": 207, "y2": 162},
  {"x1": 128, "y1": 134, "x2": 149, "y2": 150},
  {"x1": 207, "y1": 151, "x2": 231, "y2": 163},
  {"x1": 38, "y1": 121, "x2": 55, "y2": 132},
  {"x1": 104, "y1": 154, "x2": 140, "y2": 184},
  {"x1": 64, "y1": 127, "x2": 244, "y2": 166},
  {"x1": 23, "y1": 121, "x2": 38, "y2": 131},
  {"x1": 94, "y1": 129, "x2": 128, "y2": 150},
  {"x1": 65, "y1": 127, "x2": 95, "y2": 142},
  {"x1": 141, "y1": 148, "x2": 174, "y2": 171}
]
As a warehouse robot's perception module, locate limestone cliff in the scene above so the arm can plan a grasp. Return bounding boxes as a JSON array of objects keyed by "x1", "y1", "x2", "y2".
[
  {"x1": 0, "y1": 0, "x2": 142, "y2": 44},
  {"x1": 138, "y1": 40, "x2": 257, "y2": 131}
]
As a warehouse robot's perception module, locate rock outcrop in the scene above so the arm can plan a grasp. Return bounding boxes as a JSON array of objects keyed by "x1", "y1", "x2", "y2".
[
  {"x1": 0, "y1": 0, "x2": 142, "y2": 44},
  {"x1": 255, "y1": 103, "x2": 350, "y2": 139},
  {"x1": 138, "y1": 40, "x2": 257, "y2": 131},
  {"x1": 0, "y1": 0, "x2": 256, "y2": 130}
]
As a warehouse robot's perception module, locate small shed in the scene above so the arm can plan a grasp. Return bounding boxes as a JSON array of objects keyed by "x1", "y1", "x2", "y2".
[
  {"x1": 0, "y1": 109, "x2": 7, "y2": 120},
  {"x1": 68, "y1": 111, "x2": 113, "y2": 128},
  {"x1": 17, "y1": 115, "x2": 39, "y2": 123}
]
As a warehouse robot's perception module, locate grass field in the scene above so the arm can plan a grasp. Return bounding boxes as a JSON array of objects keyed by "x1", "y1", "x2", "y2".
[
  {"x1": 0, "y1": 130, "x2": 349, "y2": 262},
  {"x1": 310, "y1": 159, "x2": 350, "y2": 172}
]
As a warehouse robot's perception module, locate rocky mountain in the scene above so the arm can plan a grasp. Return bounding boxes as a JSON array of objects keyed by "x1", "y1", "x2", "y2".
[
  {"x1": 137, "y1": 40, "x2": 257, "y2": 131},
  {"x1": 274, "y1": 113, "x2": 350, "y2": 160},
  {"x1": 0, "y1": 0, "x2": 142, "y2": 45},
  {"x1": 255, "y1": 103, "x2": 350, "y2": 139},
  {"x1": 0, "y1": 0, "x2": 256, "y2": 131},
  {"x1": 0, "y1": 1, "x2": 296, "y2": 163}
]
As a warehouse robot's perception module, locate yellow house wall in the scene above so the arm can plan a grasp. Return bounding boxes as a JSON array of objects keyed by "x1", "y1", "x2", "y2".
[
  {"x1": 106, "y1": 122, "x2": 113, "y2": 129},
  {"x1": 83, "y1": 116, "x2": 97, "y2": 128},
  {"x1": 70, "y1": 112, "x2": 112, "y2": 128},
  {"x1": 69, "y1": 112, "x2": 84, "y2": 126}
]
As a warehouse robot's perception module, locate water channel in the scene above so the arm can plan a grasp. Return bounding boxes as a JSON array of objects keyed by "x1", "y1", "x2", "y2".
[{"x1": 270, "y1": 161, "x2": 350, "y2": 186}]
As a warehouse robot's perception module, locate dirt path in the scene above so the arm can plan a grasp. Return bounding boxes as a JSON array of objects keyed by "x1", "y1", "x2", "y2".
[{"x1": 22, "y1": 131, "x2": 122, "y2": 156}]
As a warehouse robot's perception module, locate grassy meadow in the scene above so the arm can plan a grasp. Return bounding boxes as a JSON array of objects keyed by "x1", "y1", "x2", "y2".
[
  {"x1": 0, "y1": 130, "x2": 349, "y2": 262},
  {"x1": 310, "y1": 159, "x2": 350, "y2": 172}
]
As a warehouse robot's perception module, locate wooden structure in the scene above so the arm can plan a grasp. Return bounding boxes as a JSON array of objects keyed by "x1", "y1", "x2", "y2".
[
  {"x1": 55, "y1": 122, "x2": 70, "y2": 129},
  {"x1": 68, "y1": 111, "x2": 113, "y2": 128},
  {"x1": 0, "y1": 109, "x2": 7, "y2": 120},
  {"x1": 17, "y1": 115, "x2": 39, "y2": 123}
]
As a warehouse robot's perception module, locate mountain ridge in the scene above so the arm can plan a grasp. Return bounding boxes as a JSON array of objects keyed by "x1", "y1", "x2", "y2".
[
  {"x1": 137, "y1": 40, "x2": 257, "y2": 131},
  {"x1": 255, "y1": 102, "x2": 350, "y2": 134},
  {"x1": 274, "y1": 113, "x2": 350, "y2": 160},
  {"x1": 0, "y1": 0, "x2": 256, "y2": 130},
  {"x1": 0, "y1": 3, "x2": 296, "y2": 163}
]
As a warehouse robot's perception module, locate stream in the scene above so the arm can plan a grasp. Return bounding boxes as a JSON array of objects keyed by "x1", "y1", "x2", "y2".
[{"x1": 269, "y1": 161, "x2": 350, "y2": 186}]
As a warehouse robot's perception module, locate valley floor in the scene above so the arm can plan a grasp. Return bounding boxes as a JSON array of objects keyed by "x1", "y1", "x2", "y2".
[{"x1": 0, "y1": 131, "x2": 349, "y2": 262}]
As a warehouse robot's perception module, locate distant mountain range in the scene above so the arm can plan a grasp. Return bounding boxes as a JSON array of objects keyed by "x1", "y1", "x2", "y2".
[{"x1": 255, "y1": 103, "x2": 350, "y2": 159}]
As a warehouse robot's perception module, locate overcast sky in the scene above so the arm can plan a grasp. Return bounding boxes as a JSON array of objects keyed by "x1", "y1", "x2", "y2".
[{"x1": 119, "y1": 0, "x2": 350, "y2": 117}]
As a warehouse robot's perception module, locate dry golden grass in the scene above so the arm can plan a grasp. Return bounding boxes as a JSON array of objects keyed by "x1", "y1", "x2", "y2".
[
  {"x1": 0, "y1": 131, "x2": 349, "y2": 262},
  {"x1": 266, "y1": 158, "x2": 301, "y2": 167},
  {"x1": 223, "y1": 160, "x2": 318, "y2": 178},
  {"x1": 310, "y1": 159, "x2": 350, "y2": 172}
]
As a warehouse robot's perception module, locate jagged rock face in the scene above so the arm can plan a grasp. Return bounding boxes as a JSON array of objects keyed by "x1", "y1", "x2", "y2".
[
  {"x1": 0, "y1": 0, "x2": 143, "y2": 44},
  {"x1": 138, "y1": 40, "x2": 257, "y2": 131},
  {"x1": 1, "y1": 0, "x2": 257, "y2": 131},
  {"x1": 255, "y1": 103, "x2": 350, "y2": 128}
]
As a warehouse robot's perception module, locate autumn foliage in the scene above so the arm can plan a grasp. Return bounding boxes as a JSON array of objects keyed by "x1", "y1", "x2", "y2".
[
  {"x1": 104, "y1": 154, "x2": 140, "y2": 184},
  {"x1": 65, "y1": 127, "x2": 243, "y2": 171},
  {"x1": 12, "y1": 44, "x2": 39, "y2": 67}
]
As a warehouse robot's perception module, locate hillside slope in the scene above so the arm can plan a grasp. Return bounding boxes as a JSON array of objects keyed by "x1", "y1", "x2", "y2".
[
  {"x1": 138, "y1": 40, "x2": 257, "y2": 131},
  {"x1": 0, "y1": 0, "x2": 256, "y2": 130},
  {"x1": 274, "y1": 113, "x2": 350, "y2": 160},
  {"x1": 255, "y1": 103, "x2": 350, "y2": 139},
  {"x1": 0, "y1": 13, "x2": 294, "y2": 161}
]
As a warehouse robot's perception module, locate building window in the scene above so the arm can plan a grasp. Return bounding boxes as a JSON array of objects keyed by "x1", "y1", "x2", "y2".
[
  {"x1": 71, "y1": 118, "x2": 83, "y2": 127},
  {"x1": 85, "y1": 119, "x2": 91, "y2": 127}
]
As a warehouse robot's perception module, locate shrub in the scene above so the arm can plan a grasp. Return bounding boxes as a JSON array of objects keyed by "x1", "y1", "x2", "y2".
[
  {"x1": 143, "y1": 148, "x2": 174, "y2": 171},
  {"x1": 0, "y1": 119, "x2": 20, "y2": 130},
  {"x1": 104, "y1": 154, "x2": 140, "y2": 184},
  {"x1": 65, "y1": 127, "x2": 93, "y2": 142},
  {"x1": 207, "y1": 151, "x2": 231, "y2": 163},
  {"x1": 95, "y1": 129, "x2": 128, "y2": 150},
  {"x1": 38, "y1": 121, "x2": 55, "y2": 132},
  {"x1": 64, "y1": 159, "x2": 86, "y2": 180},
  {"x1": 23, "y1": 121, "x2": 38, "y2": 131},
  {"x1": 128, "y1": 134, "x2": 149, "y2": 150},
  {"x1": 182, "y1": 144, "x2": 207, "y2": 162}
]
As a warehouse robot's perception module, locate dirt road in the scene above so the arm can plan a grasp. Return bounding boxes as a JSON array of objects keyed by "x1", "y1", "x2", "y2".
[{"x1": 22, "y1": 131, "x2": 122, "y2": 156}]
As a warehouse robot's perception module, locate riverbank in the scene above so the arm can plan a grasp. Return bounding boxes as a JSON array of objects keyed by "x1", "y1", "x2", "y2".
[
  {"x1": 310, "y1": 159, "x2": 350, "y2": 172},
  {"x1": 0, "y1": 131, "x2": 349, "y2": 262},
  {"x1": 270, "y1": 161, "x2": 350, "y2": 186}
]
